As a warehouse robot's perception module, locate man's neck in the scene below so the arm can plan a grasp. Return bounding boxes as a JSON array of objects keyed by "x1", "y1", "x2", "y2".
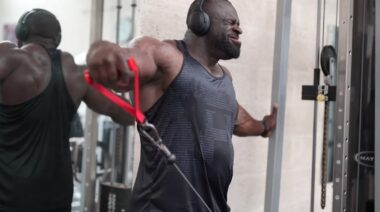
[
  {"x1": 26, "y1": 37, "x2": 56, "y2": 50},
  {"x1": 184, "y1": 38, "x2": 219, "y2": 68}
]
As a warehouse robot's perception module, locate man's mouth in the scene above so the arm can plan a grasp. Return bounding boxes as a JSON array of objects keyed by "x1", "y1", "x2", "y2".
[{"x1": 229, "y1": 35, "x2": 241, "y2": 45}]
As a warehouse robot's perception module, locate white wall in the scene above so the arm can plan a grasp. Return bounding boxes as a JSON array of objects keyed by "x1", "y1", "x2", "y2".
[{"x1": 0, "y1": 0, "x2": 92, "y2": 55}]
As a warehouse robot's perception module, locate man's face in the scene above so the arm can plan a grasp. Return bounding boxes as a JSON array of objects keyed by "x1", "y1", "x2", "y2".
[{"x1": 207, "y1": 2, "x2": 242, "y2": 59}]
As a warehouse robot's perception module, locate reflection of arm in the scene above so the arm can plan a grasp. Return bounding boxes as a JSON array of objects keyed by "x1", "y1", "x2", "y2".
[{"x1": 0, "y1": 41, "x2": 23, "y2": 81}]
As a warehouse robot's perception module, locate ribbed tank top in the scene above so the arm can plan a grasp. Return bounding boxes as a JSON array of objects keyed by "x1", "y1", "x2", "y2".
[
  {"x1": 0, "y1": 49, "x2": 76, "y2": 212},
  {"x1": 129, "y1": 41, "x2": 237, "y2": 212}
]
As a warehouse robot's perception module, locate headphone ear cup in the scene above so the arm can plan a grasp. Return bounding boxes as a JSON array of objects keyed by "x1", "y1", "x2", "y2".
[
  {"x1": 187, "y1": 10, "x2": 210, "y2": 36},
  {"x1": 54, "y1": 32, "x2": 62, "y2": 47},
  {"x1": 15, "y1": 12, "x2": 30, "y2": 42}
]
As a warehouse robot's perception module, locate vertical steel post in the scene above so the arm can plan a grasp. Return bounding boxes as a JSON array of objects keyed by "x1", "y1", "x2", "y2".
[
  {"x1": 124, "y1": 0, "x2": 137, "y2": 188},
  {"x1": 375, "y1": 0, "x2": 380, "y2": 211},
  {"x1": 310, "y1": 0, "x2": 323, "y2": 211},
  {"x1": 120, "y1": 0, "x2": 138, "y2": 188},
  {"x1": 80, "y1": 0, "x2": 104, "y2": 211},
  {"x1": 116, "y1": 0, "x2": 122, "y2": 44},
  {"x1": 263, "y1": 0, "x2": 292, "y2": 211},
  {"x1": 114, "y1": 0, "x2": 137, "y2": 188}
]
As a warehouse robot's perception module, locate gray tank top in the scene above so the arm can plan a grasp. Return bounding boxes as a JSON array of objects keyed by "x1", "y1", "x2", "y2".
[{"x1": 130, "y1": 40, "x2": 238, "y2": 212}]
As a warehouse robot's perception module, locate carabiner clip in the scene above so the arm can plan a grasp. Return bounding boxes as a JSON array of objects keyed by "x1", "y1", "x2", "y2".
[{"x1": 138, "y1": 121, "x2": 176, "y2": 163}]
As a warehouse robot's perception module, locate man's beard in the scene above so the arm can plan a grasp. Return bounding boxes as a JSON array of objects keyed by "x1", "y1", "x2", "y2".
[{"x1": 214, "y1": 33, "x2": 241, "y2": 59}]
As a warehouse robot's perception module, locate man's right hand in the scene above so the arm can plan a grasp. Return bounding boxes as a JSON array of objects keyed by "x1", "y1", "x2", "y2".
[{"x1": 86, "y1": 41, "x2": 132, "y2": 92}]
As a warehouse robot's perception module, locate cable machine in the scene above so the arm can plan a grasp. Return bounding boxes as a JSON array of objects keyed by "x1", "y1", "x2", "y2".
[
  {"x1": 79, "y1": 0, "x2": 137, "y2": 211},
  {"x1": 302, "y1": 0, "x2": 375, "y2": 211},
  {"x1": 376, "y1": 1, "x2": 380, "y2": 212},
  {"x1": 333, "y1": 0, "x2": 375, "y2": 211}
]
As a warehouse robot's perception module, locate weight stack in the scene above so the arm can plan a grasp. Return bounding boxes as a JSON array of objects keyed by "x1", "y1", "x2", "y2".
[{"x1": 99, "y1": 182, "x2": 132, "y2": 212}]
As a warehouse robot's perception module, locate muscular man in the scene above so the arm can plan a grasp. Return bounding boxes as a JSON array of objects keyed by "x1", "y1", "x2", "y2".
[
  {"x1": 87, "y1": 0, "x2": 278, "y2": 211},
  {"x1": 0, "y1": 9, "x2": 133, "y2": 212}
]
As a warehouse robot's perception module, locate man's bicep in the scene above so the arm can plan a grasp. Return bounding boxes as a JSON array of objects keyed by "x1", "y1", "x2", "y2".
[
  {"x1": 234, "y1": 104, "x2": 248, "y2": 136},
  {"x1": 234, "y1": 104, "x2": 249, "y2": 126}
]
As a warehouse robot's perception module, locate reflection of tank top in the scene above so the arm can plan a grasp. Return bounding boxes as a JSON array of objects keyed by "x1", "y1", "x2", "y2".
[
  {"x1": 0, "y1": 49, "x2": 76, "y2": 211},
  {"x1": 130, "y1": 40, "x2": 238, "y2": 212}
]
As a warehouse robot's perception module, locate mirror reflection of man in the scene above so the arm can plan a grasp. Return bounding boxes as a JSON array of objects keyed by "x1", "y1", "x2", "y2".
[{"x1": 0, "y1": 9, "x2": 133, "y2": 212}]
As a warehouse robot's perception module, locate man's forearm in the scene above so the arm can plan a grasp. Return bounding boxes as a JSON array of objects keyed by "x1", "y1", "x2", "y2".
[{"x1": 233, "y1": 118, "x2": 266, "y2": 137}]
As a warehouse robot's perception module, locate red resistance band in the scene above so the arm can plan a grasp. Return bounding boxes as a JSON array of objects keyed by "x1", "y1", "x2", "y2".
[{"x1": 84, "y1": 58, "x2": 146, "y2": 124}]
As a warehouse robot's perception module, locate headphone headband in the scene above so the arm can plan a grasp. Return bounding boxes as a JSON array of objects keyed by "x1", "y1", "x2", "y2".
[{"x1": 21, "y1": 9, "x2": 37, "y2": 24}]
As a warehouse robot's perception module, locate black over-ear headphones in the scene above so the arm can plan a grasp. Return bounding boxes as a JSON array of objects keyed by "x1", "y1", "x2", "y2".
[
  {"x1": 187, "y1": 0, "x2": 210, "y2": 36},
  {"x1": 16, "y1": 9, "x2": 40, "y2": 42},
  {"x1": 15, "y1": 8, "x2": 62, "y2": 47}
]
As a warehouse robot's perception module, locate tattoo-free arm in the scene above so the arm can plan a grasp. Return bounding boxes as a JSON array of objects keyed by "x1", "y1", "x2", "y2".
[
  {"x1": 0, "y1": 41, "x2": 22, "y2": 81},
  {"x1": 233, "y1": 104, "x2": 278, "y2": 137},
  {"x1": 83, "y1": 85, "x2": 135, "y2": 126},
  {"x1": 86, "y1": 37, "x2": 163, "y2": 92}
]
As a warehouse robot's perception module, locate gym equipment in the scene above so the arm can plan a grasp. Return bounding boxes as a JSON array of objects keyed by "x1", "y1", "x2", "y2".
[
  {"x1": 332, "y1": 1, "x2": 375, "y2": 211},
  {"x1": 85, "y1": 58, "x2": 212, "y2": 212},
  {"x1": 319, "y1": 45, "x2": 337, "y2": 209},
  {"x1": 99, "y1": 182, "x2": 132, "y2": 212},
  {"x1": 302, "y1": 0, "x2": 375, "y2": 211}
]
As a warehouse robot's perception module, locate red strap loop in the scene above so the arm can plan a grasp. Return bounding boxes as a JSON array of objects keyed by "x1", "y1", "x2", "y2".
[{"x1": 84, "y1": 57, "x2": 146, "y2": 124}]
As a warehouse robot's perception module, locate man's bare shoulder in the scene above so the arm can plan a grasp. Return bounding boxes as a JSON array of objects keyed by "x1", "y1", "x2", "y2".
[
  {"x1": 0, "y1": 41, "x2": 17, "y2": 51},
  {"x1": 129, "y1": 36, "x2": 181, "y2": 63},
  {"x1": 128, "y1": 36, "x2": 161, "y2": 48},
  {"x1": 60, "y1": 51, "x2": 78, "y2": 70},
  {"x1": 129, "y1": 36, "x2": 176, "y2": 49},
  {"x1": 0, "y1": 42, "x2": 31, "y2": 68},
  {"x1": 61, "y1": 51, "x2": 75, "y2": 63},
  {"x1": 0, "y1": 41, "x2": 29, "y2": 58}
]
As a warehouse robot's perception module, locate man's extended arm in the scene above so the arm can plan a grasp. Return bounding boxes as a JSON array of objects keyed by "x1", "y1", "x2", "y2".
[
  {"x1": 64, "y1": 52, "x2": 135, "y2": 126},
  {"x1": 86, "y1": 37, "x2": 163, "y2": 92},
  {"x1": 82, "y1": 84, "x2": 135, "y2": 126}
]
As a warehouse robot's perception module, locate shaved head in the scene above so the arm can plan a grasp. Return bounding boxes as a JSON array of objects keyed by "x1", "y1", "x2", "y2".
[{"x1": 203, "y1": 0, "x2": 233, "y2": 14}]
